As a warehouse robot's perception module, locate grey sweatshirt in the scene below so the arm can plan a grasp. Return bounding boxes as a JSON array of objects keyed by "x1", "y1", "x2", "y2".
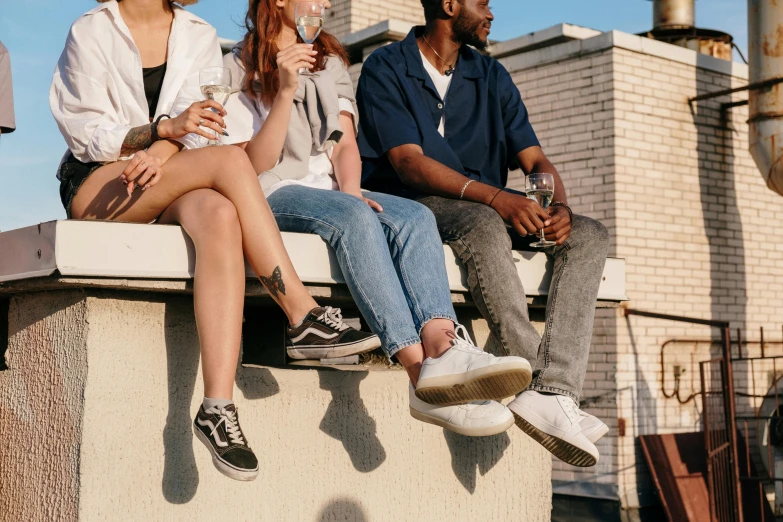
[{"x1": 224, "y1": 45, "x2": 358, "y2": 193}]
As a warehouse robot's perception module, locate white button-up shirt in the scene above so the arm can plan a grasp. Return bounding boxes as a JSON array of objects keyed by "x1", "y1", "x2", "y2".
[{"x1": 49, "y1": 0, "x2": 222, "y2": 165}]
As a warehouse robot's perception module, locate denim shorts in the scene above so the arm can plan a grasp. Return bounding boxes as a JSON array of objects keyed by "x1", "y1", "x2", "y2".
[{"x1": 58, "y1": 153, "x2": 103, "y2": 218}]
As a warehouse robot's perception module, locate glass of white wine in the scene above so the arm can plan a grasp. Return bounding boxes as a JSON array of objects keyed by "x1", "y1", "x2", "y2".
[
  {"x1": 295, "y1": 1, "x2": 325, "y2": 74},
  {"x1": 525, "y1": 173, "x2": 557, "y2": 248},
  {"x1": 199, "y1": 66, "x2": 232, "y2": 146}
]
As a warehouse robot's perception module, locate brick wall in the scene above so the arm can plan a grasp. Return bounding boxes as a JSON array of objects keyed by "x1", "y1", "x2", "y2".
[
  {"x1": 326, "y1": 0, "x2": 424, "y2": 38},
  {"x1": 506, "y1": 41, "x2": 783, "y2": 508},
  {"x1": 609, "y1": 47, "x2": 783, "y2": 508}
]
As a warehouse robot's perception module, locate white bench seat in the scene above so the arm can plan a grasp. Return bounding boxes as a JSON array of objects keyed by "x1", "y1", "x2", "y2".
[{"x1": 0, "y1": 220, "x2": 626, "y2": 302}]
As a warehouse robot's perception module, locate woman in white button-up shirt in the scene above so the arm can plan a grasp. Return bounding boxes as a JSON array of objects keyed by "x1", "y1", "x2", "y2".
[{"x1": 49, "y1": 0, "x2": 371, "y2": 481}]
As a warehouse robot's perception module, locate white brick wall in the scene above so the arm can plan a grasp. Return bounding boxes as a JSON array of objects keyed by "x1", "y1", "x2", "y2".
[
  {"x1": 507, "y1": 42, "x2": 783, "y2": 508},
  {"x1": 326, "y1": 0, "x2": 423, "y2": 38}
]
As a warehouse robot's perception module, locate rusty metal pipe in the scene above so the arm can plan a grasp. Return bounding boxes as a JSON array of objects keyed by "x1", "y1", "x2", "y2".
[
  {"x1": 749, "y1": 0, "x2": 783, "y2": 195},
  {"x1": 653, "y1": 0, "x2": 695, "y2": 29}
]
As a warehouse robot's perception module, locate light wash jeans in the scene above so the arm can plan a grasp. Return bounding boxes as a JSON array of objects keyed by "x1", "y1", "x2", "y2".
[
  {"x1": 418, "y1": 196, "x2": 610, "y2": 402},
  {"x1": 267, "y1": 185, "x2": 458, "y2": 358}
]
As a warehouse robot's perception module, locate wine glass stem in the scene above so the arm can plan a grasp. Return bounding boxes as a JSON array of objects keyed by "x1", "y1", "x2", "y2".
[{"x1": 539, "y1": 228, "x2": 545, "y2": 242}]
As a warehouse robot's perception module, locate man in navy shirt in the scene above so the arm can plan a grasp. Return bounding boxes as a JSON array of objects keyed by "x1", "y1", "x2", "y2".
[{"x1": 358, "y1": 0, "x2": 610, "y2": 467}]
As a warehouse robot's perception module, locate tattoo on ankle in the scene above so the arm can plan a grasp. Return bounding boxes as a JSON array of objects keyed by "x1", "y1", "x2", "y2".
[
  {"x1": 120, "y1": 124, "x2": 154, "y2": 157},
  {"x1": 260, "y1": 266, "x2": 286, "y2": 298}
]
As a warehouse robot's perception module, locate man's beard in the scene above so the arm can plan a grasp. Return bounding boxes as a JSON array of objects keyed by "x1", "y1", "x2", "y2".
[{"x1": 452, "y1": 10, "x2": 490, "y2": 50}]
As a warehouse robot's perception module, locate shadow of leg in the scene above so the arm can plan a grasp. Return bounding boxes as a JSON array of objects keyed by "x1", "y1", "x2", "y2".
[
  {"x1": 234, "y1": 356, "x2": 281, "y2": 401},
  {"x1": 318, "y1": 371, "x2": 387, "y2": 473},
  {"x1": 443, "y1": 429, "x2": 512, "y2": 493},
  {"x1": 317, "y1": 498, "x2": 368, "y2": 522},
  {"x1": 161, "y1": 299, "x2": 200, "y2": 504}
]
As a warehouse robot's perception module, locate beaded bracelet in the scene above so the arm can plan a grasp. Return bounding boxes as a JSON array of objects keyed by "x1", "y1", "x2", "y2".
[{"x1": 459, "y1": 179, "x2": 475, "y2": 200}]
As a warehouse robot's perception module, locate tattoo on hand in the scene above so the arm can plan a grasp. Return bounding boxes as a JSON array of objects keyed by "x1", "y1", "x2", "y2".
[
  {"x1": 120, "y1": 124, "x2": 154, "y2": 157},
  {"x1": 260, "y1": 266, "x2": 286, "y2": 299}
]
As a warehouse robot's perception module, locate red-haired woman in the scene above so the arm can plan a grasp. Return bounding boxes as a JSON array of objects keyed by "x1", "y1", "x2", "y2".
[
  {"x1": 223, "y1": 0, "x2": 533, "y2": 440},
  {"x1": 50, "y1": 0, "x2": 379, "y2": 482}
]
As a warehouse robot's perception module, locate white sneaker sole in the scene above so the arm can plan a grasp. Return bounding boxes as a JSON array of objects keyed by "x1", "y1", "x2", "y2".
[
  {"x1": 416, "y1": 360, "x2": 532, "y2": 406},
  {"x1": 410, "y1": 407, "x2": 514, "y2": 437},
  {"x1": 286, "y1": 336, "x2": 381, "y2": 360},
  {"x1": 584, "y1": 422, "x2": 609, "y2": 444},
  {"x1": 193, "y1": 424, "x2": 260, "y2": 481},
  {"x1": 510, "y1": 411, "x2": 598, "y2": 467}
]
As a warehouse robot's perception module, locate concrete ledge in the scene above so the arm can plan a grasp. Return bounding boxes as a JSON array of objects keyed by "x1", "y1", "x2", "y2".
[
  {"x1": 0, "y1": 290, "x2": 553, "y2": 521},
  {"x1": 489, "y1": 23, "x2": 601, "y2": 59},
  {"x1": 499, "y1": 27, "x2": 748, "y2": 79},
  {"x1": 0, "y1": 220, "x2": 628, "y2": 302}
]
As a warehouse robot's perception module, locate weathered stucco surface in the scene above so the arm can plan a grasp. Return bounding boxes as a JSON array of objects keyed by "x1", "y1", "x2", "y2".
[
  {"x1": 1, "y1": 291, "x2": 552, "y2": 521},
  {"x1": 0, "y1": 290, "x2": 89, "y2": 521}
]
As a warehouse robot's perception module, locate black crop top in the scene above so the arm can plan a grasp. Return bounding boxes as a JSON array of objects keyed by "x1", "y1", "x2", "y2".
[{"x1": 142, "y1": 62, "x2": 167, "y2": 119}]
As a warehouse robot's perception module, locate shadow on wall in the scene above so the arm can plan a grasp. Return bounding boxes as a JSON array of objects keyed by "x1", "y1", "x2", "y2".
[
  {"x1": 160, "y1": 299, "x2": 283, "y2": 504},
  {"x1": 443, "y1": 428, "x2": 512, "y2": 493},
  {"x1": 624, "y1": 316, "x2": 659, "y2": 504},
  {"x1": 161, "y1": 300, "x2": 202, "y2": 504},
  {"x1": 318, "y1": 370, "x2": 387, "y2": 473},
  {"x1": 692, "y1": 60, "x2": 747, "y2": 342},
  {"x1": 317, "y1": 497, "x2": 368, "y2": 522}
]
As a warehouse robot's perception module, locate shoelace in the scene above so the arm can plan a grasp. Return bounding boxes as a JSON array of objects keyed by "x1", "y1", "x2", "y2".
[
  {"x1": 560, "y1": 397, "x2": 580, "y2": 424},
  {"x1": 317, "y1": 306, "x2": 350, "y2": 332},
  {"x1": 209, "y1": 407, "x2": 246, "y2": 446},
  {"x1": 453, "y1": 324, "x2": 486, "y2": 355}
]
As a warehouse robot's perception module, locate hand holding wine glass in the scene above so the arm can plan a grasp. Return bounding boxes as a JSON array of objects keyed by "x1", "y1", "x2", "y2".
[
  {"x1": 199, "y1": 66, "x2": 232, "y2": 146},
  {"x1": 525, "y1": 173, "x2": 557, "y2": 248},
  {"x1": 276, "y1": 44, "x2": 318, "y2": 93}
]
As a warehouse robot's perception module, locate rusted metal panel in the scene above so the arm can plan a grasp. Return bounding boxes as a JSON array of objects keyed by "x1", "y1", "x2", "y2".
[
  {"x1": 639, "y1": 432, "x2": 710, "y2": 522},
  {"x1": 653, "y1": 0, "x2": 695, "y2": 29},
  {"x1": 748, "y1": 0, "x2": 783, "y2": 195}
]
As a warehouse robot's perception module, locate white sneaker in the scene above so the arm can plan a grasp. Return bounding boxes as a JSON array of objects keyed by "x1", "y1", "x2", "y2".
[
  {"x1": 579, "y1": 410, "x2": 609, "y2": 444},
  {"x1": 415, "y1": 325, "x2": 532, "y2": 406},
  {"x1": 409, "y1": 383, "x2": 514, "y2": 437},
  {"x1": 508, "y1": 390, "x2": 599, "y2": 467}
]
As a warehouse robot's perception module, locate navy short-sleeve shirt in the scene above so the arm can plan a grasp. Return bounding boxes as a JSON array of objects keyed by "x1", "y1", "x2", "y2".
[{"x1": 357, "y1": 27, "x2": 539, "y2": 197}]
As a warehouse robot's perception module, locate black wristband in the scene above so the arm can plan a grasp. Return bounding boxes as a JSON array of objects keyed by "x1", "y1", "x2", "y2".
[
  {"x1": 151, "y1": 114, "x2": 171, "y2": 142},
  {"x1": 551, "y1": 201, "x2": 573, "y2": 221},
  {"x1": 488, "y1": 188, "x2": 503, "y2": 208}
]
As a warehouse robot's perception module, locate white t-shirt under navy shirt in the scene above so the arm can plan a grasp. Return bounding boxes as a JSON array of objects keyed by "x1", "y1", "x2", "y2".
[{"x1": 419, "y1": 50, "x2": 452, "y2": 137}]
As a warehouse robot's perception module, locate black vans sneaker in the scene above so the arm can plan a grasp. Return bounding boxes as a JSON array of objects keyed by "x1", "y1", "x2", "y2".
[
  {"x1": 286, "y1": 306, "x2": 381, "y2": 360},
  {"x1": 193, "y1": 404, "x2": 259, "y2": 481}
]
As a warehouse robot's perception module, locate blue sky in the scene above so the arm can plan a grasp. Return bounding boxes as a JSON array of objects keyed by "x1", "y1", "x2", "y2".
[{"x1": 0, "y1": 0, "x2": 747, "y2": 231}]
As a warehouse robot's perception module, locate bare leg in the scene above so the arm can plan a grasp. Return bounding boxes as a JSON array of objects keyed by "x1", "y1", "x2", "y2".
[
  {"x1": 397, "y1": 319, "x2": 457, "y2": 385},
  {"x1": 395, "y1": 344, "x2": 425, "y2": 386},
  {"x1": 420, "y1": 318, "x2": 455, "y2": 359},
  {"x1": 71, "y1": 146, "x2": 317, "y2": 325},
  {"x1": 157, "y1": 189, "x2": 244, "y2": 400}
]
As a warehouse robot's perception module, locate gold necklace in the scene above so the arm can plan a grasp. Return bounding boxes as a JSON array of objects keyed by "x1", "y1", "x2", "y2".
[{"x1": 421, "y1": 34, "x2": 457, "y2": 76}]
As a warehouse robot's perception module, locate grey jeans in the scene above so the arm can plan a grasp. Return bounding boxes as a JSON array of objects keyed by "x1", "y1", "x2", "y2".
[{"x1": 418, "y1": 196, "x2": 609, "y2": 401}]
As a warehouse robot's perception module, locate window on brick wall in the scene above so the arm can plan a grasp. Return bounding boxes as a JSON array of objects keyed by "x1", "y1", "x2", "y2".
[{"x1": 0, "y1": 298, "x2": 8, "y2": 371}]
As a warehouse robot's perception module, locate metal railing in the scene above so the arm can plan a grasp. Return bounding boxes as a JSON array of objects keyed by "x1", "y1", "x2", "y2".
[{"x1": 624, "y1": 309, "x2": 743, "y2": 522}]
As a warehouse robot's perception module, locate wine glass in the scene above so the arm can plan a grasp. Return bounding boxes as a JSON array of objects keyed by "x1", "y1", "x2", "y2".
[
  {"x1": 199, "y1": 66, "x2": 232, "y2": 146},
  {"x1": 525, "y1": 173, "x2": 556, "y2": 248},
  {"x1": 295, "y1": 2, "x2": 325, "y2": 73}
]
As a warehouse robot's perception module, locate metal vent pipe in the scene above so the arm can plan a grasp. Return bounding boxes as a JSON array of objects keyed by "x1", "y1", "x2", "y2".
[
  {"x1": 653, "y1": 0, "x2": 695, "y2": 30},
  {"x1": 749, "y1": 0, "x2": 783, "y2": 195}
]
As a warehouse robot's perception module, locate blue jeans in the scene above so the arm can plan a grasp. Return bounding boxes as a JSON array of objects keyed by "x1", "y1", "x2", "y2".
[{"x1": 267, "y1": 186, "x2": 458, "y2": 358}]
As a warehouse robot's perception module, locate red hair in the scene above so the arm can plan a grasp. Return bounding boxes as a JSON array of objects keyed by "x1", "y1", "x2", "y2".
[{"x1": 241, "y1": 0, "x2": 349, "y2": 106}]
